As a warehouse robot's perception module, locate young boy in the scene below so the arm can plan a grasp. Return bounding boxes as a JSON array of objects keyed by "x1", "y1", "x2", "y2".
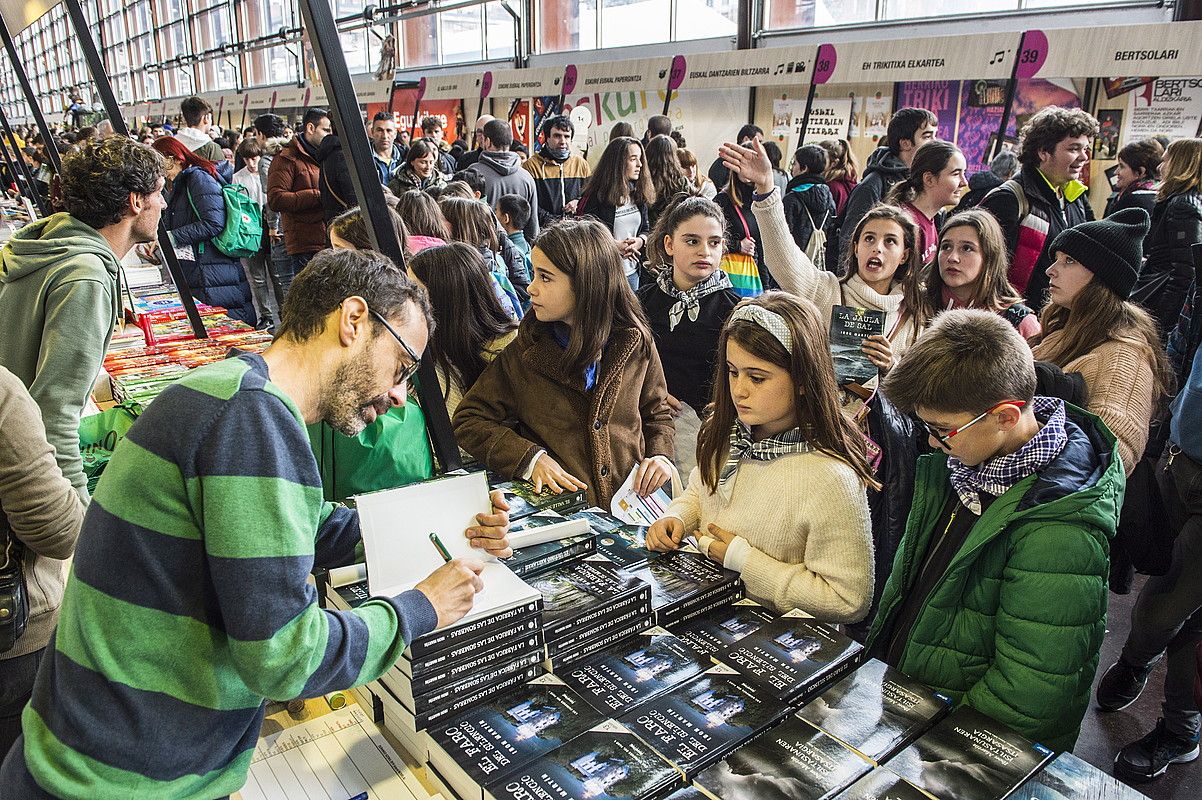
[
  {"x1": 232, "y1": 138, "x2": 276, "y2": 330},
  {"x1": 867, "y1": 309, "x2": 1122, "y2": 752},
  {"x1": 496, "y1": 194, "x2": 533, "y2": 280}
]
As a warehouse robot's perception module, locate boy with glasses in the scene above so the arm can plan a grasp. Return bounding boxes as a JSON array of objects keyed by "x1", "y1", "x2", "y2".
[{"x1": 865, "y1": 309, "x2": 1122, "y2": 752}]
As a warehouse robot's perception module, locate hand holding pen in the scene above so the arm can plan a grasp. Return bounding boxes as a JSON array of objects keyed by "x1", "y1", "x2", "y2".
[{"x1": 413, "y1": 532, "x2": 484, "y2": 630}]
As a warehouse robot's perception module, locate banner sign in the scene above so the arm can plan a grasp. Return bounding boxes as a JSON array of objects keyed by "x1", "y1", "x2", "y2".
[
  {"x1": 1123, "y1": 77, "x2": 1202, "y2": 142},
  {"x1": 678, "y1": 45, "x2": 817, "y2": 90},
  {"x1": 823, "y1": 32, "x2": 1018, "y2": 84},
  {"x1": 1034, "y1": 21, "x2": 1202, "y2": 79}
]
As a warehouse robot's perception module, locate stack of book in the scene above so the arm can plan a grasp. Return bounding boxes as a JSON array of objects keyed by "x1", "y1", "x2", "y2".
[
  {"x1": 493, "y1": 479, "x2": 589, "y2": 520},
  {"x1": 626, "y1": 550, "x2": 744, "y2": 628}
]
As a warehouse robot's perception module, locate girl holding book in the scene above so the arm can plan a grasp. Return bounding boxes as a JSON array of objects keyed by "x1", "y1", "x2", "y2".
[
  {"x1": 454, "y1": 217, "x2": 675, "y2": 507},
  {"x1": 646, "y1": 292, "x2": 875, "y2": 622},
  {"x1": 918, "y1": 209, "x2": 1041, "y2": 339},
  {"x1": 637, "y1": 195, "x2": 742, "y2": 477}
]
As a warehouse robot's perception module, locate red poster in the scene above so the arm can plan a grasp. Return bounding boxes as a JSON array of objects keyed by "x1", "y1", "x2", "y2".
[{"x1": 366, "y1": 89, "x2": 460, "y2": 142}]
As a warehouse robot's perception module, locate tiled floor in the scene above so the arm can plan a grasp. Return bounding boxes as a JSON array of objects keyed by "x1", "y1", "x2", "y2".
[{"x1": 1075, "y1": 576, "x2": 1200, "y2": 799}]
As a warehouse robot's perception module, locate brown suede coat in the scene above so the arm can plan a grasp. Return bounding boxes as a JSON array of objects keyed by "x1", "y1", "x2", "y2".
[
  {"x1": 453, "y1": 316, "x2": 674, "y2": 507},
  {"x1": 266, "y1": 138, "x2": 326, "y2": 255}
]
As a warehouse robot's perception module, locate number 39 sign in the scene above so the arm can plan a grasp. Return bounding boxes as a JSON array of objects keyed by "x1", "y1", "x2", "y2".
[{"x1": 1015, "y1": 30, "x2": 1048, "y2": 80}]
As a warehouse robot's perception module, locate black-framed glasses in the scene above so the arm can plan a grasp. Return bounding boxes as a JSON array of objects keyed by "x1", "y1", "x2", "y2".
[
  {"x1": 368, "y1": 308, "x2": 421, "y2": 385},
  {"x1": 917, "y1": 400, "x2": 1027, "y2": 450}
]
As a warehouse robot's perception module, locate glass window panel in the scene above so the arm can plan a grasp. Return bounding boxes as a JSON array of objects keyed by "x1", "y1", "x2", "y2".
[
  {"x1": 339, "y1": 30, "x2": 369, "y2": 74},
  {"x1": 248, "y1": 0, "x2": 293, "y2": 36},
  {"x1": 334, "y1": 0, "x2": 367, "y2": 16},
  {"x1": 439, "y1": 6, "x2": 484, "y2": 64},
  {"x1": 401, "y1": 16, "x2": 439, "y2": 68},
  {"x1": 131, "y1": 34, "x2": 156, "y2": 67},
  {"x1": 194, "y1": 8, "x2": 234, "y2": 50},
  {"x1": 1024, "y1": 0, "x2": 1120, "y2": 5},
  {"x1": 601, "y1": 0, "x2": 669, "y2": 48},
  {"x1": 159, "y1": 22, "x2": 190, "y2": 59},
  {"x1": 127, "y1": 2, "x2": 152, "y2": 36},
  {"x1": 156, "y1": 0, "x2": 186, "y2": 23},
  {"x1": 883, "y1": 0, "x2": 1013, "y2": 18},
  {"x1": 676, "y1": 0, "x2": 737, "y2": 41},
  {"x1": 485, "y1": 1, "x2": 516, "y2": 61}
]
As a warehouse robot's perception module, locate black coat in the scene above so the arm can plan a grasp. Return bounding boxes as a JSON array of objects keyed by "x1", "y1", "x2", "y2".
[
  {"x1": 316, "y1": 135, "x2": 357, "y2": 225},
  {"x1": 838, "y1": 147, "x2": 908, "y2": 256},
  {"x1": 953, "y1": 170, "x2": 1003, "y2": 214},
  {"x1": 1133, "y1": 190, "x2": 1202, "y2": 340},
  {"x1": 782, "y1": 175, "x2": 838, "y2": 268}
]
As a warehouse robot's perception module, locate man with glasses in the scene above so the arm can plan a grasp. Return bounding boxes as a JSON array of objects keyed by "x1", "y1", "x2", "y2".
[
  {"x1": 1, "y1": 248, "x2": 512, "y2": 799},
  {"x1": 864, "y1": 309, "x2": 1122, "y2": 753}
]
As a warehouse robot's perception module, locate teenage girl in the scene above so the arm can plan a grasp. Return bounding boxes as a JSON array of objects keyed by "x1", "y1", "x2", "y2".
[
  {"x1": 454, "y1": 217, "x2": 675, "y2": 507},
  {"x1": 646, "y1": 292, "x2": 875, "y2": 621},
  {"x1": 884, "y1": 140, "x2": 967, "y2": 266},
  {"x1": 438, "y1": 196, "x2": 527, "y2": 315},
  {"x1": 578, "y1": 136, "x2": 654, "y2": 291},
  {"x1": 920, "y1": 209, "x2": 1041, "y2": 339},
  {"x1": 719, "y1": 138, "x2": 926, "y2": 372},
  {"x1": 637, "y1": 195, "x2": 742, "y2": 477}
]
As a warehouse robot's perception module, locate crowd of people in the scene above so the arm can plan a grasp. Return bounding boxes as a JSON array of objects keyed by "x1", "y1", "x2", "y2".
[{"x1": 1, "y1": 92, "x2": 1202, "y2": 799}]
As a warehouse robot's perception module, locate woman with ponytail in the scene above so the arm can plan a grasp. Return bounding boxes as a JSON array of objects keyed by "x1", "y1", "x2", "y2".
[{"x1": 884, "y1": 140, "x2": 967, "y2": 266}]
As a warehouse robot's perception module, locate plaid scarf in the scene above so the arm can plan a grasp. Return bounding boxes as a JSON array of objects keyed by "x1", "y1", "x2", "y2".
[
  {"x1": 717, "y1": 421, "x2": 814, "y2": 503},
  {"x1": 948, "y1": 396, "x2": 1069, "y2": 515},
  {"x1": 655, "y1": 268, "x2": 734, "y2": 331}
]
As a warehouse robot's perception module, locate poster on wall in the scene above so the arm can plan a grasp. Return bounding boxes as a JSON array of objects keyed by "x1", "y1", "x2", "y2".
[
  {"x1": 895, "y1": 81, "x2": 958, "y2": 140},
  {"x1": 772, "y1": 98, "x2": 795, "y2": 138},
  {"x1": 1123, "y1": 78, "x2": 1202, "y2": 142},
  {"x1": 798, "y1": 97, "x2": 854, "y2": 147},
  {"x1": 366, "y1": 90, "x2": 461, "y2": 142},
  {"x1": 1095, "y1": 109, "x2": 1123, "y2": 159},
  {"x1": 865, "y1": 94, "x2": 890, "y2": 140},
  {"x1": 1104, "y1": 77, "x2": 1155, "y2": 99},
  {"x1": 510, "y1": 100, "x2": 532, "y2": 150}
]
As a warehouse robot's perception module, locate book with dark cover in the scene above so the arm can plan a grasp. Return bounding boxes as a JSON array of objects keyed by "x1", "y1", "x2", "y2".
[
  {"x1": 529, "y1": 559, "x2": 653, "y2": 642},
  {"x1": 546, "y1": 610, "x2": 656, "y2": 671},
  {"x1": 325, "y1": 580, "x2": 371, "y2": 611},
  {"x1": 834, "y1": 769, "x2": 937, "y2": 799},
  {"x1": 398, "y1": 629, "x2": 544, "y2": 691},
  {"x1": 569, "y1": 507, "x2": 628, "y2": 535},
  {"x1": 627, "y1": 551, "x2": 744, "y2": 627},
  {"x1": 384, "y1": 648, "x2": 547, "y2": 715},
  {"x1": 662, "y1": 789, "x2": 709, "y2": 800},
  {"x1": 426, "y1": 674, "x2": 605, "y2": 800},
  {"x1": 1013, "y1": 751, "x2": 1151, "y2": 799},
  {"x1": 484, "y1": 721, "x2": 684, "y2": 800},
  {"x1": 400, "y1": 612, "x2": 544, "y2": 678},
  {"x1": 693, "y1": 716, "x2": 873, "y2": 800},
  {"x1": 887, "y1": 705, "x2": 1054, "y2": 800},
  {"x1": 666, "y1": 599, "x2": 776, "y2": 658},
  {"x1": 795, "y1": 658, "x2": 953, "y2": 764},
  {"x1": 595, "y1": 524, "x2": 656, "y2": 568},
  {"x1": 495, "y1": 479, "x2": 589, "y2": 520},
  {"x1": 506, "y1": 531, "x2": 597, "y2": 579},
  {"x1": 617, "y1": 664, "x2": 791, "y2": 779},
  {"x1": 561, "y1": 627, "x2": 712, "y2": 715},
  {"x1": 830, "y1": 305, "x2": 885, "y2": 385},
  {"x1": 408, "y1": 596, "x2": 544, "y2": 660},
  {"x1": 382, "y1": 660, "x2": 546, "y2": 731},
  {"x1": 714, "y1": 612, "x2": 862, "y2": 702}
]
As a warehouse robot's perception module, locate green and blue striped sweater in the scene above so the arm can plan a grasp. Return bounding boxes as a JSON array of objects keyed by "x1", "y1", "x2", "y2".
[{"x1": 7, "y1": 352, "x2": 436, "y2": 799}]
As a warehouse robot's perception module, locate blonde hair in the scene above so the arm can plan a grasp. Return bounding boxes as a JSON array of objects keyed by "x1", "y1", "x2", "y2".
[{"x1": 1157, "y1": 138, "x2": 1202, "y2": 201}]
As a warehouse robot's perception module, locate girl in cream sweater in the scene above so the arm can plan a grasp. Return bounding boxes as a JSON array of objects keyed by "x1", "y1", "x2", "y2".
[{"x1": 646, "y1": 293, "x2": 876, "y2": 622}]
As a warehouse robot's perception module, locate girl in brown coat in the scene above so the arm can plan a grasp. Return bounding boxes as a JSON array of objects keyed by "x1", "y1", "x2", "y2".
[{"x1": 454, "y1": 217, "x2": 675, "y2": 507}]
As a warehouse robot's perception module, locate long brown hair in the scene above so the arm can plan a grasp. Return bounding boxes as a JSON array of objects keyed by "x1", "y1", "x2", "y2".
[
  {"x1": 584, "y1": 136, "x2": 654, "y2": 208},
  {"x1": 395, "y1": 190, "x2": 451, "y2": 239},
  {"x1": 439, "y1": 196, "x2": 498, "y2": 251},
  {"x1": 532, "y1": 217, "x2": 652, "y2": 376},
  {"x1": 840, "y1": 204, "x2": 927, "y2": 331},
  {"x1": 1036, "y1": 281, "x2": 1172, "y2": 401},
  {"x1": 1157, "y1": 138, "x2": 1202, "y2": 201},
  {"x1": 921, "y1": 209, "x2": 1021, "y2": 319},
  {"x1": 885, "y1": 140, "x2": 961, "y2": 207},
  {"x1": 645, "y1": 134, "x2": 692, "y2": 206},
  {"x1": 696, "y1": 292, "x2": 877, "y2": 492},
  {"x1": 818, "y1": 139, "x2": 859, "y2": 183}
]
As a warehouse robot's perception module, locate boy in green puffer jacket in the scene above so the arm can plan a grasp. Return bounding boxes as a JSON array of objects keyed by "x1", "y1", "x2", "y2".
[{"x1": 867, "y1": 309, "x2": 1123, "y2": 753}]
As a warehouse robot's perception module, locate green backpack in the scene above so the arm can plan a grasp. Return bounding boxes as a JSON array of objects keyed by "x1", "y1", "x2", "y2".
[{"x1": 186, "y1": 183, "x2": 262, "y2": 258}]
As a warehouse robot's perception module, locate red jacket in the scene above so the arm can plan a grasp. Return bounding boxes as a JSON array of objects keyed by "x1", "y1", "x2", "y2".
[{"x1": 266, "y1": 138, "x2": 326, "y2": 255}]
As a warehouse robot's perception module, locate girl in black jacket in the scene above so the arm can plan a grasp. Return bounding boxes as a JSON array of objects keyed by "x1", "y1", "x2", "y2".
[
  {"x1": 782, "y1": 145, "x2": 838, "y2": 272},
  {"x1": 578, "y1": 136, "x2": 653, "y2": 290}
]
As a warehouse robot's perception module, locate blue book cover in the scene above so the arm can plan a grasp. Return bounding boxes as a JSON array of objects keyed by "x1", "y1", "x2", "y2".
[{"x1": 715, "y1": 612, "x2": 862, "y2": 701}]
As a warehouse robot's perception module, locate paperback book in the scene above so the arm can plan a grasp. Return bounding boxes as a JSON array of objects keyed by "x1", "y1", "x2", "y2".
[
  {"x1": 382, "y1": 648, "x2": 547, "y2": 717},
  {"x1": 667, "y1": 599, "x2": 777, "y2": 657},
  {"x1": 617, "y1": 664, "x2": 791, "y2": 778},
  {"x1": 568, "y1": 508, "x2": 628, "y2": 535},
  {"x1": 887, "y1": 705, "x2": 1054, "y2": 800},
  {"x1": 494, "y1": 479, "x2": 589, "y2": 520},
  {"x1": 483, "y1": 720, "x2": 684, "y2": 800},
  {"x1": 692, "y1": 716, "x2": 873, "y2": 800},
  {"x1": 830, "y1": 305, "x2": 885, "y2": 385},
  {"x1": 560, "y1": 627, "x2": 712, "y2": 715},
  {"x1": 794, "y1": 658, "x2": 953, "y2": 764},
  {"x1": 627, "y1": 551, "x2": 743, "y2": 627},
  {"x1": 426, "y1": 674, "x2": 606, "y2": 800},
  {"x1": 394, "y1": 630, "x2": 545, "y2": 694},
  {"x1": 1012, "y1": 751, "x2": 1151, "y2": 799},
  {"x1": 834, "y1": 769, "x2": 937, "y2": 799},
  {"x1": 714, "y1": 612, "x2": 862, "y2": 702},
  {"x1": 507, "y1": 510, "x2": 593, "y2": 549},
  {"x1": 506, "y1": 531, "x2": 597, "y2": 579},
  {"x1": 528, "y1": 559, "x2": 653, "y2": 643},
  {"x1": 595, "y1": 524, "x2": 657, "y2": 569},
  {"x1": 546, "y1": 610, "x2": 658, "y2": 671}
]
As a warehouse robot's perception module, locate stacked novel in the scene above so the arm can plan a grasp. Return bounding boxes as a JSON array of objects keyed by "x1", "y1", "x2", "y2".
[
  {"x1": 527, "y1": 558, "x2": 654, "y2": 669},
  {"x1": 425, "y1": 674, "x2": 606, "y2": 800},
  {"x1": 594, "y1": 522, "x2": 657, "y2": 568},
  {"x1": 794, "y1": 658, "x2": 954, "y2": 764},
  {"x1": 833, "y1": 769, "x2": 937, "y2": 799},
  {"x1": 691, "y1": 714, "x2": 874, "y2": 800},
  {"x1": 886, "y1": 705, "x2": 1054, "y2": 800},
  {"x1": 504, "y1": 530, "x2": 597, "y2": 579},
  {"x1": 625, "y1": 550, "x2": 745, "y2": 627},
  {"x1": 618, "y1": 664, "x2": 792, "y2": 779},
  {"x1": 713, "y1": 611, "x2": 862, "y2": 703},
  {"x1": 667, "y1": 599, "x2": 777, "y2": 658}
]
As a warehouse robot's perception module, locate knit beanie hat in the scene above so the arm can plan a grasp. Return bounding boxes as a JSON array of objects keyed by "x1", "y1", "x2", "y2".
[{"x1": 1049, "y1": 208, "x2": 1150, "y2": 299}]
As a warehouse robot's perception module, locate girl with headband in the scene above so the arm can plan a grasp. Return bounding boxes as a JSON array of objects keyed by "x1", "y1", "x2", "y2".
[{"x1": 646, "y1": 292, "x2": 876, "y2": 621}]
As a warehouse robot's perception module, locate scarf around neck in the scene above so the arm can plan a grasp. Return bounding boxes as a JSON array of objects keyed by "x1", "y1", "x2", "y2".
[
  {"x1": 717, "y1": 421, "x2": 815, "y2": 503},
  {"x1": 655, "y1": 268, "x2": 734, "y2": 331}
]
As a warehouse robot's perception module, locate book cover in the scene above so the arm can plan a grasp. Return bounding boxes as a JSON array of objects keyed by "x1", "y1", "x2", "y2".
[
  {"x1": 617, "y1": 665, "x2": 791, "y2": 778},
  {"x1": 662, "y1": 789, "x2": 709, "y2": 800},
  {"x1": 561, "y1": 627, "x2": 712, "y2": 715},
  {"x1": 693, "y1": 716, "x2": 873, "y2": 800},
  {"x1": 714, "y1": 613, "x2": 862, "y2": 702},
  {"x1": 627, "y1": 551, "x2": 743, "y2": 627},
  {"x1": 484, "y1": 721, "x2": 684, "y2": 800},
  {"x1": 506, "y1": 531, "x2": 597, "y2": 579},
  {"x1": 887, "y1": 705, "x2": 1054, "y2": 800},
  {"x1": 507, "y1": 510, "x2": 593, "y2": 550},
  {"x1": 494, "y1": 479, "x2": 589, "y2": 520},
  {"x1": 426, "y1": 674, "x2": 605, "y2": 800},
  {"x1": 834, "y1": 769, "x2": 937, "y2": 799},
  {"x1": 528, "y1": 559, "x2": 653, "y2": 642},
  {"x1": 595, "y1": 524, "x2": 656, "y2": 569},
  {"x1": 568, "y1": 508, "x2": 628, "y2": 535},
  {"x1": 830, "y1": 305, "x2": 885, "y2": 385},
  {"x1": 1012, "y1": 751, "x2": 1151, "y2": 799},
  {"x1": 667, "y1": 599, "x2": 776, "y2": 657},
  {"x1": 795, "y1": 658, "x2": 953, "y2": 764}
]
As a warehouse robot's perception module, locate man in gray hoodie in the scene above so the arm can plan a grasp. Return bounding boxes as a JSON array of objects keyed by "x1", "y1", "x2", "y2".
[
  {"x1": 0, "y1": 137, "x2": 165, "y2": 500},
  {"x1": 465, "y1": 119, "x2": 540, "y2": 242}
]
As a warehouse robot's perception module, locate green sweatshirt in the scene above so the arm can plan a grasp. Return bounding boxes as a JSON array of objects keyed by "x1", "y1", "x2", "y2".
[{"x1": 0, "y1": 213, "x2": 122, "y2": 500}]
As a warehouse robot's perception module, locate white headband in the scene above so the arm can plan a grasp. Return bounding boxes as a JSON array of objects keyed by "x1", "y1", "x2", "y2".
[{"x1": 729, "y1": 304, "x2": 792, "y2": 352}]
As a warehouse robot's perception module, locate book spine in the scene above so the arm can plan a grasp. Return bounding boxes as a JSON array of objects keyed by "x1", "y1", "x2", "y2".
[
  {"x1": 654, "y1": 580, "x2": 743, "y2": 628},
  {"x1": 510, "y1": 535, "x2": 598, "y2": 579},
  {"x1": 413, "y1": 664, "x2": 544, "y2": 730},
  {"x1": 544, "y1": 598, "x2": 654, "y2": 661},
  {"x1": 406, "y1": 633, "x2": 545, "y2": 696},
  {"x1": 408, "y1": 614, "x2": 543, "y2": 677},
  {"x1": 543, "y1": 615, "x2": 652, "y2": 671},
  {"x1": 409, "y1": 598, "x2": 544, "y2": 659},
  {"x1": 404, "y1": 650, "x2": 545, "y2": 715},
  {"x1": 539, "y1": 488, "x2": 587, "y2": 515},
  {"x1": 544, "y1": 584, "x2": 652, "y2": 641}
]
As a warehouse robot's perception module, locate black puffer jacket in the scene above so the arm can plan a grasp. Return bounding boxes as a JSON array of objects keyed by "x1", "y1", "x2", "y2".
[
  {"x1": 953, "y1": 169, "x2": 1003, "y2": 213},
  {"x1": 1133, "y1": 190, "x2": 1202, "y2": 341},
  {"x1": 782, "y1": 175, "x2": 837, "y2": 269}
]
